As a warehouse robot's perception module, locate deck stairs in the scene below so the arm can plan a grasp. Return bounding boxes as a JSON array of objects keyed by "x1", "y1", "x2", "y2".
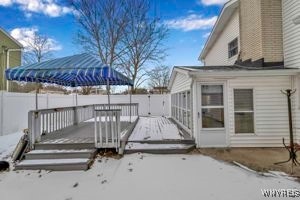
[{"x1": 15, "y1": 141, "x2": 97, "y2": 171}]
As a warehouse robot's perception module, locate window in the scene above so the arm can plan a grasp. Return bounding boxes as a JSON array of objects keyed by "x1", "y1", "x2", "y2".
[
  {"x1": 234, "y1": 89, "x2": 254, "y2": 133},
  {"x1": 171, "y1": 90, "x2": 191, "y2": 129},
  {"x1": 201, "y1": 85, "x2": 224, "y2": 128},
  {"x1": 228, "y1": 38, "x2": 238, "y2": 58}
]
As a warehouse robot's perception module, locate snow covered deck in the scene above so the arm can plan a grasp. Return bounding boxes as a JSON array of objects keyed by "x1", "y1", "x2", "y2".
[
  {"x1": 128, "y1": 116, "x2": 191, "y2": 142},
  {"x1": 40, "y1": 116, "x2": 138, "y2": 145},
  {"x1": 125, "y1": 117, "x2": 195, "y2": 154}
]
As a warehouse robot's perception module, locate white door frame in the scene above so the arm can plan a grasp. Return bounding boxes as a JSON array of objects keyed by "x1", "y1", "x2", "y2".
[{"x1": 196, "y1": 81, "x2": 229, "y2": 147}]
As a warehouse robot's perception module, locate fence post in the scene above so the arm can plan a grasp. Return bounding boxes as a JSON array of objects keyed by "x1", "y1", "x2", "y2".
[
  {"x1": 117, "y1": 110, "x2": 121, "y2": 149},
  {"x1": 46, "y1": 93, "x2": 49, "y2": 109}
]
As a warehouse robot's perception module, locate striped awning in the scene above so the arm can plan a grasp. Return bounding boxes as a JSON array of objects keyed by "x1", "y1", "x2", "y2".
[{"x1": 5, "y1": 53, "x2": 133, "y2": 87}]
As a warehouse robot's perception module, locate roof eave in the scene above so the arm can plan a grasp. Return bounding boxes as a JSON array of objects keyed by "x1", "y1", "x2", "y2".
[
  {"x1": 188, "y1": 69, "x2": 300, "y2": 78},
  {"x1": 0, "y1": 27, "x2": 23, "y2": 48},
  {"x1": 168, "y1": 67, "x2": 190, "y2": 90},
  {"x1": 199, "y1": 0, "x2": 239, "y2": 61}
]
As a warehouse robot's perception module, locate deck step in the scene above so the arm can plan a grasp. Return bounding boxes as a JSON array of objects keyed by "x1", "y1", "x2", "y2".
[
  {"x1": 125, "y1": 142, "x2": 195, "y2": 154},
  {"x1": 34, "y1": 143, "x2": 95, "y2": 150},
  {"x1": 15, "y1": 158, "x2": 91, "y2": 171},
  {"x1": 25, "y1": 149, "x2": 96, "y2": 160},
  {"x1": 128, "y1": 139, "x2": 195, "y2": 145}
]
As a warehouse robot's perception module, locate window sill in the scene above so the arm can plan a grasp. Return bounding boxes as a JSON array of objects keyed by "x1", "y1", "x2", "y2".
[
  {"x1": 201, "y1": 128, "x2": 225, "y2": 131},
  {"x1": 234, "y1": 133, "x2": 256, "y2": 136}
]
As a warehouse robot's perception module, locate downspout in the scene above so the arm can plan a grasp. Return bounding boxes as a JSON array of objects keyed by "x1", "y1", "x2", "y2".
[
  {"x1": 6, "y1": 48, "x2": 22, "y2": 92},
  {"x1": 2, "y1": 47, "x2": 6, "y2": 91}
]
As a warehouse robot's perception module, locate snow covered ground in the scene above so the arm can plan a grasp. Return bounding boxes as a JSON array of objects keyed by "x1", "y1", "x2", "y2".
[
  {"x1": 0, "y1": 154, "x2": 299, "y2": 200},
  {"x1": 0, "y1": 132, "x2": 23, "y2": 160},
  {"x1": 0, "y1": 132, "x2": 299, "y2": 200}
]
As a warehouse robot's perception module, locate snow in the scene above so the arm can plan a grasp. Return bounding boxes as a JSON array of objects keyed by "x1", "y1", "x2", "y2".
[
  {"x1": 0, "y1": 131, "x2": 299, "y2": 200},
  {"x1": 27, "y1": 149, "x2": 93, "y2": 154},
  {"x1": 0, "y1": 132, "x2": 23, "y2": 160},
  {"x1": 18, "y1": 159, "x2": 89, "y2": 165},
  {"x1": 126, "y1": 142, "x2": 189, "y2": 150},
  {"x1": 85, "y1": 116, "x2": 138, "y2": 123},
  {"x1": 129, "y1": 116, "x2": 183, "y2": 141},
  {"x1": 0, "y1": 153, "x2": 299, "y2": 200}
]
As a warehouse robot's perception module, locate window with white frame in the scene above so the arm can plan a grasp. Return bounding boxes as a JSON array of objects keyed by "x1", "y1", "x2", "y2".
[
  {"x1": 201, "y1": 85, "x2": 224, "y2": 128},
  {"x1": 234, "y1": 89, "x2": 254, "y2": 133},
  {"x1": 228, "y1": 38, "x2": 238, "y2": 58},
  {"x1": 171, "y1": 90, "x2": 191, "y2": 129}
]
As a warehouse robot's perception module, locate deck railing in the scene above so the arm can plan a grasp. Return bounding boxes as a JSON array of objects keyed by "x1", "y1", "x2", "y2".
[
  {"x1": 94, "y1": 109, "x2": 121, "y2": 149},
  {"x1": 28, "y1": 103, "x2": 138, "y2": 148}
]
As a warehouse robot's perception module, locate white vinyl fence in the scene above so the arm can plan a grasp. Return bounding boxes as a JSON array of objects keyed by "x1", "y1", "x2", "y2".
[{"x1": 0, "y1": 91, "x2": 170, "y2": 136}]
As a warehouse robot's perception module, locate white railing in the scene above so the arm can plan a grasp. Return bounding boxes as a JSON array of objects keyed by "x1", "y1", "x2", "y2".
[
  {"x1": 94, "y1": 109, "x2": 121, "y2": 150},
  {"x1": 28, "y1": 103, "x2": 139, "y2": 148},
  {"x1": 94, "y1": 103, "x2": 138, "y2": 119}
]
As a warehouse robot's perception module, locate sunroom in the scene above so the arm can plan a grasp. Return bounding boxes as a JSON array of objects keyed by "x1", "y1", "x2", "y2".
[{"x1": 169, "y1": 65, "x2": 300, "y2": 148}]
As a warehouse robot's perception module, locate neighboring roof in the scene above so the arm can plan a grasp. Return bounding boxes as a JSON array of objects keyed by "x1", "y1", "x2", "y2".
[
  {"x1": 199, "y1": 0, "x2": 238, "y2": 61},
  {"x1": 0, "y1": 27, "x2": 23, "y2": 48},
  {"x1": 5, "y1": 53, "x2": 133, "y2": 87},
  {"x1": 168, "y1": 65, "x2": 300, "y2": 89}
]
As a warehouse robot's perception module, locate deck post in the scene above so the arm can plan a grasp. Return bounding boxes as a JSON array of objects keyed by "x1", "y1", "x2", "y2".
[
  {"x1": 33, "y1": 111, "x2": 41, "y2": 143},
  {"x1": 28, "y1": 111, "x2": 34, "y2": 149},
  {"x1": 74, "y1": 106, "x2": 79, "y2": 125}
]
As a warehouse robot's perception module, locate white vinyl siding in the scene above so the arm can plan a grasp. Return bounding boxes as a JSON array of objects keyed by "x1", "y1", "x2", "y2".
[
  {"x1": 282, "y1": 0, "x2": 300, "y2": 68},
  {"x1": 170, "y1": 73, "x2": 192, "y2": 94},
  {"x1": 293, "y1": 75, "x2": 300, "y2": 143},
  {"x1": 203, "y1": 9, "x2": 240, "y2": 66},
  {"x1": 228, "y1": 76, "x2": 292, "y2": 147}
]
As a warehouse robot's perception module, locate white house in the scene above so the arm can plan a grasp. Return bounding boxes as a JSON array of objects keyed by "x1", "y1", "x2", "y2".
[{"x1": 168, "y1": 0, "x2": 300, "y2": 148}]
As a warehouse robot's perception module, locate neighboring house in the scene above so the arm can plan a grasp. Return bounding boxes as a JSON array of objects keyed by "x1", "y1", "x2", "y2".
[
  {"x1": 168, "y1": 0, "x2": 300, "y2": 147},
  {"x1": 0, "y1": 27, "x2": 23, "y2": 91}
]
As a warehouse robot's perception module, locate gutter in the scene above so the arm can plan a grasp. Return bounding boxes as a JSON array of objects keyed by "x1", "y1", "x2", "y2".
[{"x1": 187, "y1": 69, "x2": 300, "y2": 78}]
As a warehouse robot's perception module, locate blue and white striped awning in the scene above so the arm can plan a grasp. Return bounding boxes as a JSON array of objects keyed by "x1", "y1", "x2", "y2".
[{"x1": 5, "y1": 53, "x2": 133, "y2": 87}]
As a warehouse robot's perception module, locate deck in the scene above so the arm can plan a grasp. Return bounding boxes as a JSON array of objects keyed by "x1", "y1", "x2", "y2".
[
  {"x1": 40, "y1": 116, "x2": 138, "y2": 144},
  {"x1": 17, "y1": 104, "x2": 194, "y2": 170},
  {"x1": 38, "y1": 116, "x2": 195, "y2": 152},
  {"x1": 125, "y1": 116, "x2": 195, "y2": 154}
]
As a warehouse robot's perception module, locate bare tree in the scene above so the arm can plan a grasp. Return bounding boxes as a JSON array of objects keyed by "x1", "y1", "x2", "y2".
[
  {"x1": 70, "y1": 0, "x2": 128, "y2": 67},
  {"x1": 148, "y1": 65, "x2": 170, "y2": 89},
  {"x1": 70, "y1": 0, "x2": 168, "y2": 93},
  {"x1": 81, "y1": 86, "x2": 92, "y2": 95},
  {"x1": 23, "y1": 33, "x2": 54, "y2": 64},
  {"x1": 17, "y1": 32, "x2": 57, "y2": 93},
  {"x1": 119, "y1": 0, "x2": 168, "y2": 92}
]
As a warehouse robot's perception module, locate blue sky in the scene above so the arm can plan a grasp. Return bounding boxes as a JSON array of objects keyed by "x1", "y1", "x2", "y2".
[{"x1": 0, "y1": 0, "x2": 226, "y2": 67}]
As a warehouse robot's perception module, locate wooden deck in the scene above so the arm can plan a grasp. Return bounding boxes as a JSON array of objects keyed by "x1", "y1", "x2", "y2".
[
  {"x1": 40, "y1": 118, "x2": 136, "y2": 144},
  {"x1": 125, "y1": 117, "x2": 195, "y2": 154},
  {"x1": 16, "y1": 116, "x2": 195, "y2": 171}
]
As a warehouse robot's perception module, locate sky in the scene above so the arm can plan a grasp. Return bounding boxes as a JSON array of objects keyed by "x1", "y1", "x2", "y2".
[{"x1": 0, "y1": 0, "x2": 226, "y2": 67}]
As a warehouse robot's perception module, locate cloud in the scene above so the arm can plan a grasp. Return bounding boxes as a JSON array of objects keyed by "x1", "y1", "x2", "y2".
[
  {"x1": 203, "y1": 32, "x2": 211, "y2": 38},
  {"x1": 0, "y1": 0, "x2": 12, "y2": 6},
  {"x1": 199, "y1": 0, "x2": 228, "y2": 6},
  {"x1": 0, "y1": 0, "x2": 72, "y2": 17},
  {"x1": 10, "y1": 27, "x2": 62, "y2": 51},
  {"x1": 165, "y1": 14, "x2": 217, "y2": 31}
]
